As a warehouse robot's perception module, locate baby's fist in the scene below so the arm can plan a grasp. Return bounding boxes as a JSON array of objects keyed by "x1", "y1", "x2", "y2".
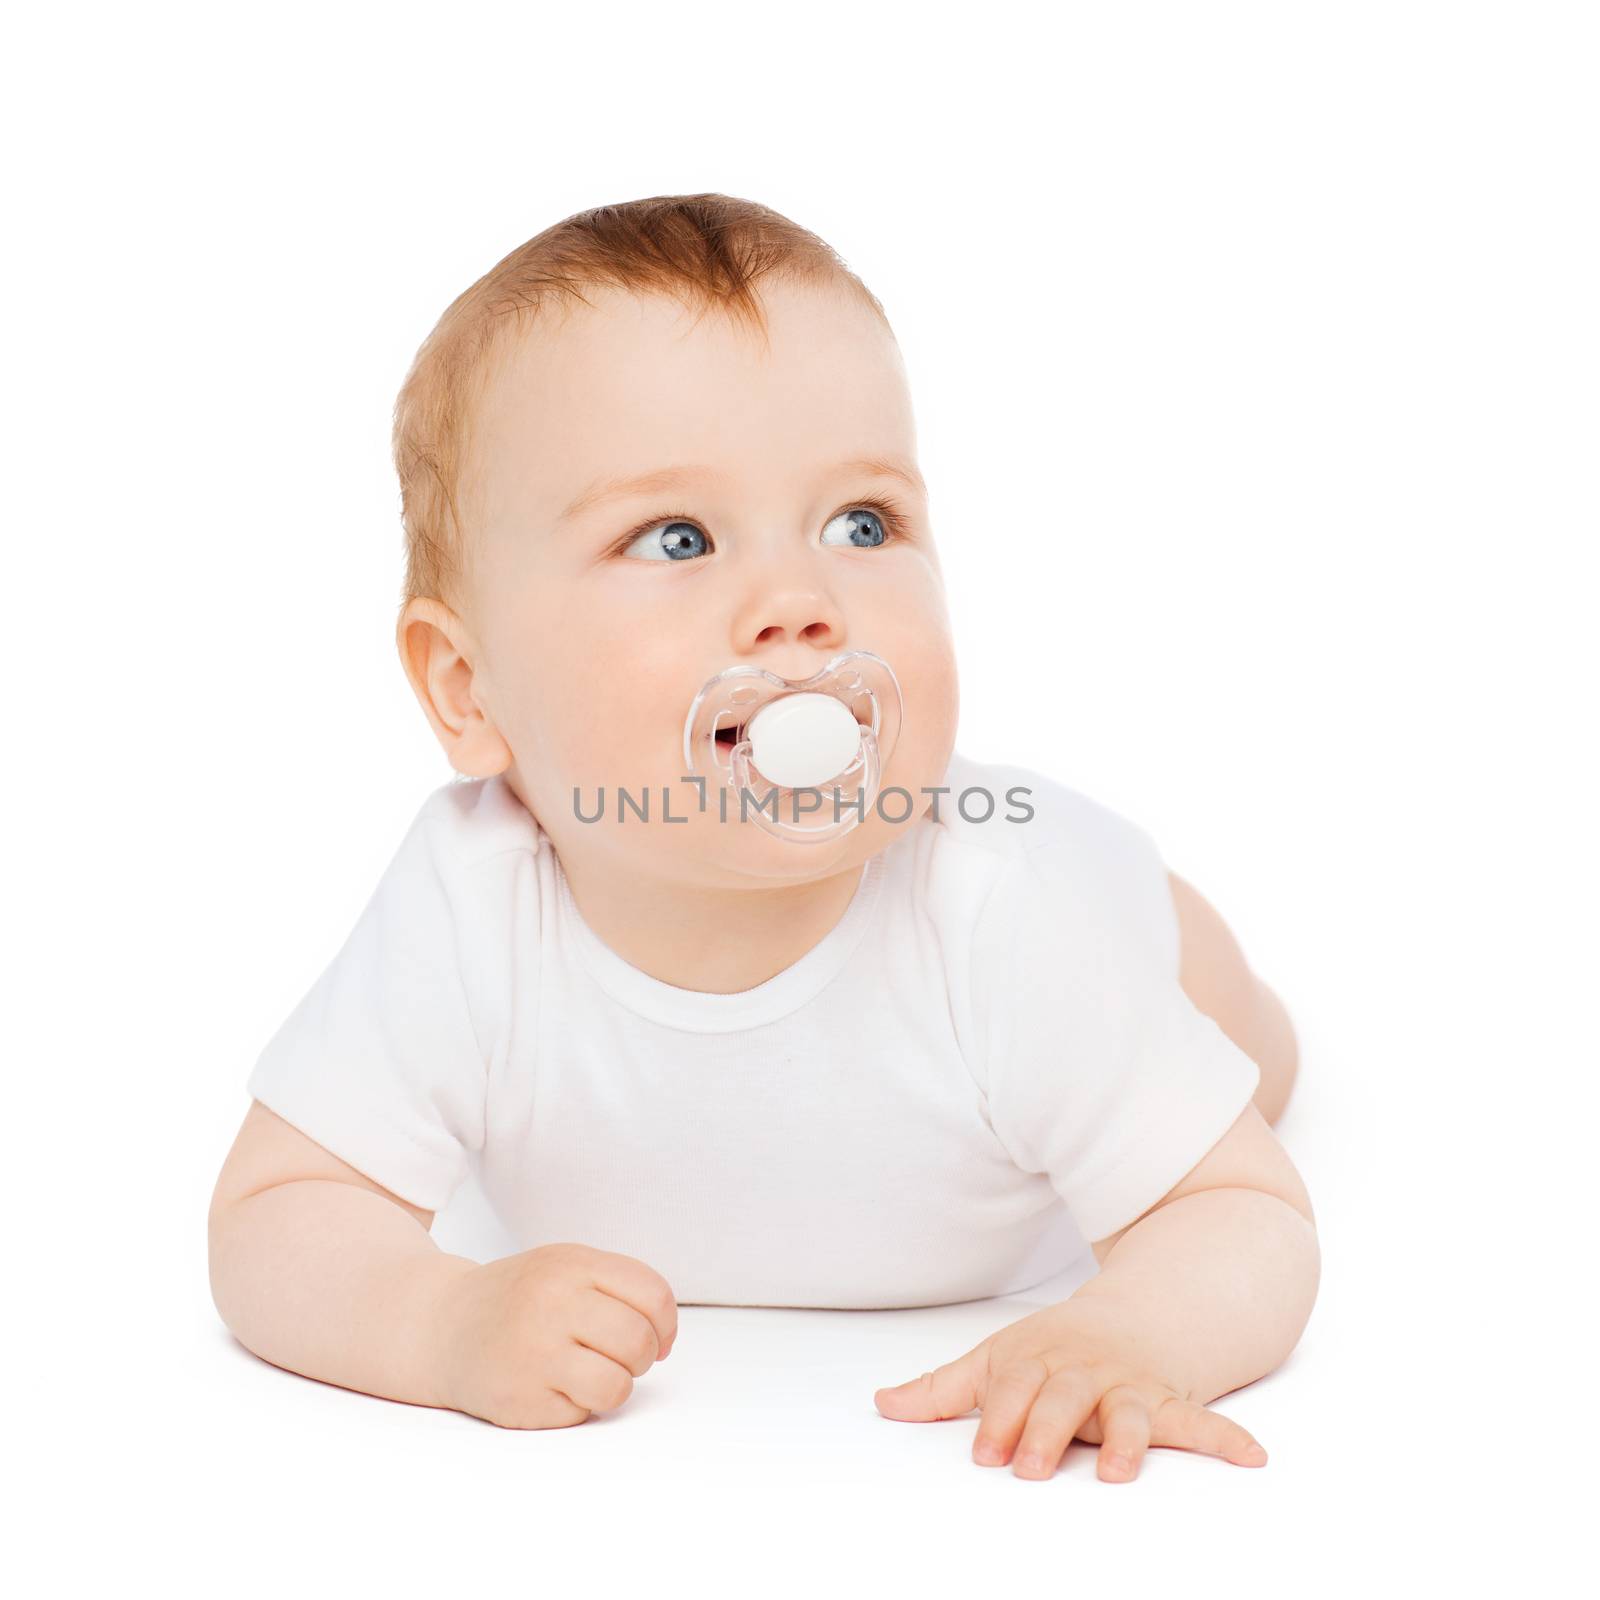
[{"x1": 429, "y1": 1242, "x2": 678, "y2": 1429}]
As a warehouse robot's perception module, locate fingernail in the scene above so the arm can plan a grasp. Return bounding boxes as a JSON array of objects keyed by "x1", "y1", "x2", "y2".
[
  {"x1": 973, "y1": 1442, "x2": 1004, "y2": 1465},
  {"x1": 1104, "y1": 1452, "x2": 1132, "y2": 1475},
  {"x1": 1016, "y1": 1452, "x2": 1046, "y2": 1474},
  {"x1": 1244, "y1": 1444, "x2": 1267, "y2": 1464}
]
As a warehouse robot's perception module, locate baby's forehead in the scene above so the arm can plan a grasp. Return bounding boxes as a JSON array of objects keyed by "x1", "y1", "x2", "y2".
[
  {"x1": 466, "y1": 286, "x2": 912, "y2": 517},
  {"x1": 486, "y1": 277, "x2": 896, "y2": 398}
]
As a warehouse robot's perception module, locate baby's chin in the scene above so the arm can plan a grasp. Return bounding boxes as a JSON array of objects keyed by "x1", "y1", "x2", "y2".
[
  {"x1": 616, "y1": 799, "x2": 890, "y2": 888},
  {"x1": 734, "y1": 804, "x2": 905, "y2": 878}
]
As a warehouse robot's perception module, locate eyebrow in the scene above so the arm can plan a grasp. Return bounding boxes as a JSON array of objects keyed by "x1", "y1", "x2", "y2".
[{"x1": 557, "y1": 455, "x2": 928, "y2": 524}]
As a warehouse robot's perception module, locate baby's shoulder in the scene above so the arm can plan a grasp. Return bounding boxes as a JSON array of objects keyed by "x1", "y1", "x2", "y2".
[
  {"x1": 415, "y1": 773, "x2": 543, "y2": 874},
  {"x1": 930, "y1": 749, "x2": 1156, "y2": 876},
  {"x1": 921, "y1": 750, "x2": 1178, "y2": 970}
]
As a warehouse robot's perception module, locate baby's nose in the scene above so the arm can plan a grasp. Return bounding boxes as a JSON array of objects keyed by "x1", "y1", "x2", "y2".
[{"x1": 734, "y1": 583, "x2": 846, "y2": 656}]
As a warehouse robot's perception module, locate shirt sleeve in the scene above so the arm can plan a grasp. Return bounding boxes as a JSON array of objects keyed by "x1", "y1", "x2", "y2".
[
  {"x1": 968, "y1": 803, "x2": 1261, "y2": 1245},
  {"x1": 245, "y1": 797, "x2": 498, "y2": 1212}
]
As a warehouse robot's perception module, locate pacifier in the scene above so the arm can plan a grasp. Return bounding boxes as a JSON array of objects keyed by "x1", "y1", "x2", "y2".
[{"x1": 681, "y1": 649, "x2": 904, "y2": 843}]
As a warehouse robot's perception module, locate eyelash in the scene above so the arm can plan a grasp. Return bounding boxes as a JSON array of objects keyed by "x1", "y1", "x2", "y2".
[{"x1": 604, "y1": 495, "x2": 913, "y2": 559}]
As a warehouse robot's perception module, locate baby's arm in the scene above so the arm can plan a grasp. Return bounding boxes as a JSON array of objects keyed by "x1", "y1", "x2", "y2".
[
  {"x1": 875, "y1": 1105, "x2": 1317, "y2": 1477},
  {"x1": 208, "y1": 1101, "x2": 475, "y2": 1408},
  {"x1": 208, "y1": 1103, "x2": 679, "y2": 1426},
  {"x1": 1075, "y1": 1102, "x2": 1318, "y2": 1403},
  {"x1": 1168, "y1": 871, "x2": 1300, "y2": 1126}
]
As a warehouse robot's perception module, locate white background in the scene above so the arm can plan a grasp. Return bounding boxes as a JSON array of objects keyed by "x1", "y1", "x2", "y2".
[{"x1": 7, "y1": 1, "x2": 1594, "y2": 1592}]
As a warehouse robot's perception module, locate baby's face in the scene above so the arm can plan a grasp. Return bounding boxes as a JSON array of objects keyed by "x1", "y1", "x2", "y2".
[{"x1": 448, "y1": 276, "x2": 959, "y2": 886}]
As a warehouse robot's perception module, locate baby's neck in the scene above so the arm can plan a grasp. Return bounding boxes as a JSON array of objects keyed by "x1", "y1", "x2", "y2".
[{"x1": 554, "y1": 846, "x2": 868, "y2": 995}]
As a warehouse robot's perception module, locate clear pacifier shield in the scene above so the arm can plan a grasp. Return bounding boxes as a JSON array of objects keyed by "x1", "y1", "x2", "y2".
[{"x1": 681, "y1": 649, "x2": 905, "y2": 843}]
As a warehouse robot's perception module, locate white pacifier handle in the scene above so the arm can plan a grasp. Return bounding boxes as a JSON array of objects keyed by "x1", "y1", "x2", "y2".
[{"x1": 744, "y1": 693, "x2": 863, "y2": 789}]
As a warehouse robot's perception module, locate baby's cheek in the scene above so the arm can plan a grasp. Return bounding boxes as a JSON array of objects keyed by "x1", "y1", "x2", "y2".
[
  {"x1": 559, "y1": 699, "x2": 665, "y2": 793},
  {"x1": 494, "y1": 688, "x2": 596, "y2": 801},
  {"x1": 874, "y1": 648, "x2": 957, "y2": 804},
  {"x1": 902, "y1": 634, "x2": 960, "y2": 733}
]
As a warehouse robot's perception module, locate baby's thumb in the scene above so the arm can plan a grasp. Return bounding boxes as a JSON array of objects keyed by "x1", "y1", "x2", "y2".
[{"x1": 874, "y1": 1351, "x2": 982, "y2": 1422}]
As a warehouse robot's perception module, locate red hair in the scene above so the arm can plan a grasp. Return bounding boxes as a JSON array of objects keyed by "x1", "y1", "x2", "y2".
[{"x1": 391, "y1": 193, "x2": 892, "y2": 614}]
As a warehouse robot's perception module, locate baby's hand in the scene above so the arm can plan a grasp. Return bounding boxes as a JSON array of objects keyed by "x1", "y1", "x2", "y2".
[
  {"x1": 873, "y1": 1300, "x2": 1267, "y2": 1481},
  {"x1": 430, "y1": 1243, "x2": 678, "y2": 1429}
]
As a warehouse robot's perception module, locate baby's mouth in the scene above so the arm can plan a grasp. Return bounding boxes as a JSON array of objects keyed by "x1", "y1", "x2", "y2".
[{"x1": 714, "y1": 701, "x2": 871, "y2": 750}]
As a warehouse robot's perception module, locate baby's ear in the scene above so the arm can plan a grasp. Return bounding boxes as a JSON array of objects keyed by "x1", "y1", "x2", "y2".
[{"x1": 395, "y1": 597, "x2": 512, "y2": 779}]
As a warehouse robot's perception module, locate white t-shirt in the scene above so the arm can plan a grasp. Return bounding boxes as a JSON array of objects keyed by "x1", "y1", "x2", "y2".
[{"x1": 246, "y1": 749, "x2": 1260, "y2": 1310}]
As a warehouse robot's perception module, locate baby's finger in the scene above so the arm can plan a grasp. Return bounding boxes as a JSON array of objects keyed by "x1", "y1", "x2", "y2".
[
  {"x1": 875, "y1": 1342, "x2": 987, "y2": 1421},
  {"x1": 582, "y1": 1250, "x2": 679, "y2": 1361},
  {"x1": 574, "y1": 1287, "x2": 666, "y2": 1375},
  {"x1": 558, "y1": 1341, "x2": 638, "y2": 1415},
  {"x1": 969, "y1": 1357, "x2": 1051, "y2": 1466},
  {"x1": 1149, "y1": 1396, "x2": 1268, "y2": 1467},
  {"x1": 1095, "y1": 1385, "x2": 1153, "y2": 1482},
  {"x1": 1009, "y1": 1366, "x2": 1102, "y2": 1479}
]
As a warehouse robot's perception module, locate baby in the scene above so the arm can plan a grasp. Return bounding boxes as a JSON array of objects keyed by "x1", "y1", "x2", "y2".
[{"x1": 208, "y1": 193, "x2": 1317, "y2": 1482}]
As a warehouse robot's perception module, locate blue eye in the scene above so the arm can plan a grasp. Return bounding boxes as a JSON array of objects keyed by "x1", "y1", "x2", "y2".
[
  {"x1": 820, "y1": 506, "x2": 888, "y2": 548},
  {"x1": 619, "y1": 520, "x2": 711, "y2": 561},
  {"x1": 613, "y1": 499, "x2": 906, "y2": 561}
]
